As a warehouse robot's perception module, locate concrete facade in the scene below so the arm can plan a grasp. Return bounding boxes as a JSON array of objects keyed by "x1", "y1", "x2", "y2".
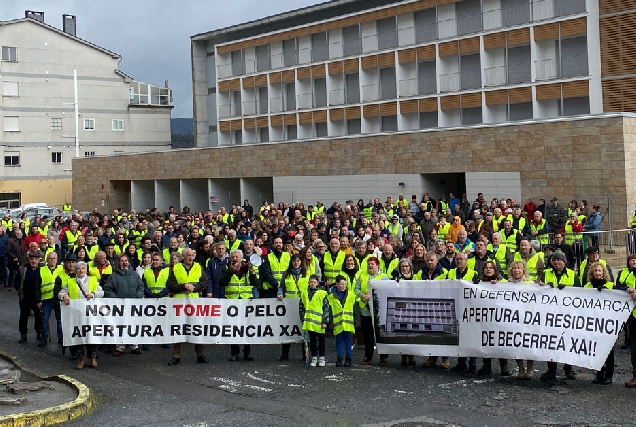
[
  {"x1": 0, "y1": 17, "x2": 172, "y2": 208},
  {"x1": 72, "y1": 114, "x2": 636, "y2": 226}
]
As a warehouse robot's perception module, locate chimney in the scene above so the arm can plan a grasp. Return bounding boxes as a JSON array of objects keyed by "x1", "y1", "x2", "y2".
[
  {"x1": 25, "y1": 10, "x2": 44, "y2": 23},
  {"x1": 63, "y1": 14, "x2": 76, "y2": 37}
]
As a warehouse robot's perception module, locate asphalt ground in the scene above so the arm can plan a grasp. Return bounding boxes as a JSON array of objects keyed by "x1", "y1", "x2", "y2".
[{"x1": 0, "y1": 289, "x2": 634, "y2": 427}]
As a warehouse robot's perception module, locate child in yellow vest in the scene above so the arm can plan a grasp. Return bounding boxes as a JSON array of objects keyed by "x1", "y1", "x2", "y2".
[
  {"x1": 300, "y1": 275, "x2": 331, "y2": 367},
  {"x1": 328, "y1": 274, "x2": 356, "y2": 367}
]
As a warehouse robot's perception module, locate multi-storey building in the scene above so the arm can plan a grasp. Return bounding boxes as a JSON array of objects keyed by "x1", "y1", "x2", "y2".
[
  {"x1": 73, "y1": 0, "x2": 636, "y2": 227},
  {"x1": 0, "y1": 12, "x2": 172, "y2": 208}
]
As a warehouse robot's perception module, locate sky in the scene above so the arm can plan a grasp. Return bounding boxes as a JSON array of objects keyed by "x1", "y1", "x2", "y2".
[{"x1": 1, "y1": 0, "x2": 324, "y2": 118}]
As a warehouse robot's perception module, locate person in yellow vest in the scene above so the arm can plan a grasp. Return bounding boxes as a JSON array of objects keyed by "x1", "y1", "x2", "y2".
[
  {"x1": 506, "y1": 260, "x2": 536, "y2": 379},
  {"x1": 379, "y1": 243, "x2": 399, "y2": 277},
  {"x1": 224, "y1": 229, "x2": 243, "y2": 252},
  {"x1": 355, "y1": 257, "x2": 390, "y2": 366},
  {"x1": 513, "y1": 239, "x2": 545, "y2": 282},
  {"x1": 580, "y1": 246, "x2": 614, "y2": 284},
  {"x1": 59, "y1": 260, "x2": 103, "y2": 370},
  {"x1": 436, "y1": 216, "x2": 450, "y2": 242},
  {"x1": 529, "y1": 211, "x2": 549, "y2": 245},
  {"x1": 391, "y1": 259, "x2": 418, "y2": 365},
  {"x1": 260, "y1": 237, "x2": 291, "y2": 298},
  {"x1": 616, "y1": 254, "x2": 636, "y2": 388},
  {"x1": 506, "y1": 205, "x2": 529, "y2": 235},
  {"x1": 277, "y1": 254, "x2": 309, "y2": 361},
  {"x1": 1, "y1": 214, "x2": 13, "y2": 230},
  {"x1": 538, "y1": 250, "x2": 579, "y2": 382},
  {"x1": 584, "y1": 262, "x2": 615, "y2": 385},
  {"x1": 143, "y1": 252, "x2": 170, "y2": 298},
  {"x1": 328, "y1": 274, "x2": 355, "y2": 367},
  {"x1": 38, "y1": 251, "x2": 64, "y2": 347},
  {"x1": 487, "y1": 233, "x2": 514, "y2": 277},
  {"x1": 88, "y1": 251, "x2": 113, "y2": 287},
  {"x1": 162, "y1": 237, "x2": 182, "y2": 266},
  {"x1": 167, "y1": 248, "x2": 209, "y2": 366},
  {"x1": 63, "y1": 203, "x2": 72, "y2": 214},
  {"x1": 501, "y1": 220, "x2": 521, "y2": 253},
  {"x1": 220, "y1": 249, "x2": 259, "y2": 362},
  {"x1": 61, "y1": 221, "x2": 80, "y2": 260},
  {"x1": 300, "y1": 274, "x2": 330, "y2": 367}
]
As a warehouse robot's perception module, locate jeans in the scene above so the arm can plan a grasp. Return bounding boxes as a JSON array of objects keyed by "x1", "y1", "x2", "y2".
[
  {"x1": 335, "y1": 332, "x2": 352, "y2": 357},
  {"x1": 41, "y1": 299, "x2": 62, "y2": 342},
  {"x1": 457, "y1": 357, "x2": 477, "y2": 367},
  {"x1": 308, "y1": 331, "x2": 325, "y2": 357}
]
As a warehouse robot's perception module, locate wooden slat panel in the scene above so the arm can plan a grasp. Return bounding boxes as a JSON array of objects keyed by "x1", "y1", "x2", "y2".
[
  {"x1": 419, "y1": 97, "x2": 438, "y2": 112},
  {"x1": 256, "y1": 116, "x2": 269, "y2": 128},
  {"x1": 534, "y1": 22, "x2": 559, "y2": 41},
  {"x1": 560, "y1": 17, "x2": 587, "y2": 37},
  {"x1": 229, "y1": 79, "x2": 241, "y2": 91},
  {"x1": 485, "y1": 89, "x2": 508, "y2": 106},
  {"x1": 270, "y1": 115, "x2": 283, "y2": 127},
  {"x1": 440, "y1": 95, "x2": 460, "y2": 110},
  {"x1": 438, "y1": 40, "x2": 459, "y2": 57},
  {"x1": 508, "y1": 87, "x2": 532, "y2": 104},
  {"x1": 483, "y1": 32, "x2": 506, "y2": 50},
  {"x1": 329, "y1": 108, "x2": 345, "y2": 121},
  {"x1": 328, "y1": 61, "x2": 344, "y2": 75},
  {"x1": 216, "y1": 0, "x2": 459, "y2": 53},
  {"x1": 380, "y1": 101, "x2": 398, "y2": 116},
  {"x1": 461, "y1": 92, "x2": 482, "y2": 108},
  {"x1": 459, "y1": 37, "x2": 480, "y2": 54},
  {"x1": 254, "y1": 74, "x2": 268, "y2": 87},
  {"x1": 313, "y1": 110, "x2": 328, "y2": 123},
  {"x1": 600, "y1": 0, "x2": 636, "y2": 14},
  {"x1": 361, "y1": 55, "x2": 378, "y2": 69},
  {"x1": 281, "y1": 69, "x2": 296, "y2": 82},
  {"x1": 311, "y1": 64, "x2": 326, "y2": 78},
  {"x1": 416, "y1": 45, "x2": 436, "y2": 60},
  {"x1": 297, "y1": 66, "x2": 312, "y2": 80},
  {"x1": 363, "y1": 104, "x2": 380, "y2": 117},
  {"x1": 535, "y1": 83, "x2": 562, "y2": 100},
  {"x1": 398, "y1": 48, "x2": 417, "y2": 64},
  {"x1": 242, "y1": 76, "x2": 255, "y2": 89},
  {"x1": 219, "y1": 121, "x2": 231, "y2": 132},
  {"x1": 377, "y1": 52, "x2": 395, "y2": 67},
  {"x1": 298, "y1": 111, "x2": 313, "y2": 124},
  {"x1": 269, "y1": 72, "x2": 282, "y2": 84},
  {"x1": 244, "y1": 118, "x2": 256, "y2": 129},
  {"x1": 506, "y1": 28, "x2": 530, "y2": 45},
  {"x1": 218, "y1": 80, "x2": 230, "y2": 92},
  {"x1": 400, "y1": 99, "x2": 419, "y2": 114},
  {"x1": 343, "y1": 58, "x2": 360, "y2": 73},
  {"x1": 562, "y1": 80, "x2": 589, "y2": 98},
  {"x1": 230, "y1": 119, "x2": 243, "y2": 130},
  {"x1": 283, "y1": 113, "x2": 297, "y2": 125},
  {"x1": 345, "y1": 106, "x2": 361, "y2": 119}
]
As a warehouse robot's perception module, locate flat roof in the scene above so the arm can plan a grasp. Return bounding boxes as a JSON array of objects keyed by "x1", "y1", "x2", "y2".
[{"x1": 191, "y1": 0, "x2": 402, "y2": 45}]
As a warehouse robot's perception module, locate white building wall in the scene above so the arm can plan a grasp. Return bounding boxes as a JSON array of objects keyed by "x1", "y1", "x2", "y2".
[{"x1": 465, "y1": 171, "x2": 521, "y2": 203}]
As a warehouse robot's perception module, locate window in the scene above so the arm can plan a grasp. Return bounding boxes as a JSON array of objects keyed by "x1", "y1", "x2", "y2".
[
  {"x1": 346, "y1": 118, "x2": 361, "y2": 135},
  {"x1": 315, "y1": 122, "x2": 328, "y2": 137},
  {"x1": 283, "y1": 39, "x2": 298, "y2": 67},
  {"x1": 314, "y1": 78, "x2": 327, "y2": 107},
  {"x1": 51, "y1": 118, "x2": 62, "y2": 130},
  {"x1": 51, "y1": 152, "x2": 62, "y2": 163},
  {"x1": 2, "y1": 81, "x2": 18, "y2": 97},
  {"x1": 311, "y1": 32, "x2": 329, "y2": 62},
  {"x1": 420, "y1": 111, "x2": 439, "y2": 129},
  {"x1": 414, "y1": 9, "x2": 437, "y2": 43},
  {"x1": 259, "y1": 127, "x2": 269, "y2": 143},
  {"x1": 284, "y1": 82, "x2": 296, "y2": 111},
  {"x1": 345, "y1": 73, "x2": 360, "y2": 104},
  {"x1": 342, "y1": 25, "x2": 361, "y2": 56},
  {"x1": 83, "y1": 118, "x2": 95, "y2": 130},
  {"x1": 377, "y1": 17, "x2": 397, "y2": 50},
  {"x1": 1, "y1": 46, "x2": 17, "y2": 62},
  {"x1": 3, "y1": 116, "x2": 19, "y2": 132},
  {"x1": 257, "y1": 86, "x2": 268, "y2": 114},
  {"x1": 286, "y1": 124, "x2": 297, "y2": 140},
  {"x1": 84, "y1": 151, "x2": 95, "y2": 157},
  {"x1": 233, "y1": 130, "x2": 242, "y2": 145},
  {"x1": 380, "y1": 67, "x2": 397, "y2": 100},
  {"x1": 0, "y1": 192, "x2": 21, "y2": 209},
  {"x1": 256, "y1": 44, "x2": 270, "y2": 72},
  {"x1": 112, "y1": 119, "x2": 124, "y2": 131},
  {"x1": 4, "y1": 152, "x2": 19, "y2": 166},
  {"x1": 381, "y1": 115, "x2": 398, "y2": 132},
  {"x1": 231, "y1": 50, "x2": 244, "y2": 76}
]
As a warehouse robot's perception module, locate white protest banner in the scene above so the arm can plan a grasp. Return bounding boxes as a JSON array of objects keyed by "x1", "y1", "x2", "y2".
[
  {"x1": 61, "y1": 298, "x2": 303, "y2": 346},
  {"x1": 369, "y1": 280, "x2": 635, "y2": 370}
]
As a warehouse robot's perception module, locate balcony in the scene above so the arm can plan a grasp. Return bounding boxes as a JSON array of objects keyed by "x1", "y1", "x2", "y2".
[
  {"x1": 440, "y1": 73, "x2": 460, "y2": 92},
  {"x1": 129, "y1": 82, "x2": 171, "y2": 106},
  {"x1": 484, "y1": 62, "x2": 531, "y2": 86},
  {"x1": 399, "y1": 78, "x2": 419, "y2": 97},
  {"x1": 535, "y1": 54, "x2": 588, "y2": 80},
  {"x1": 461, "y1": 70, "x2": 482, "y2": 90}
]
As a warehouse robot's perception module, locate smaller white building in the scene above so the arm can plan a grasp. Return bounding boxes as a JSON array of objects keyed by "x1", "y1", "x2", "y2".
[{"x1": 0, "y1": 11, "x2": 172, "y2": 209}]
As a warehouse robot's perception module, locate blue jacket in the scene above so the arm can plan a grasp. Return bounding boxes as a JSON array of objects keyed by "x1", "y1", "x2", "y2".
[
  {"x1": 207, "y1": 256, "x2": 229, "y2": 298},
  {"x1": 586, "y1": 212, "x2": 602, "y2": 234},
  {"x1": 0, "y1": 233, "x2": 8, "y2": 257}
]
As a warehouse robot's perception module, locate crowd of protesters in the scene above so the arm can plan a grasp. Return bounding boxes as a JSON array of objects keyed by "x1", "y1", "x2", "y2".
[{"x1": 0, "y1": 192, "x2": 634, "y2": 387}]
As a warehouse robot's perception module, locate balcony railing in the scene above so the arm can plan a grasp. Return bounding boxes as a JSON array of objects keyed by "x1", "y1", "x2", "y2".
[
  {"x1": 399, "y1": 78, "x2": 419, "y2": 97},
  {"x1": 214, "y1": 0, "x2": 587, "y2": 80},
  {"x1": 439, "y1": 73, "x2": 460, "y2": 92},
  {"x1": 484, "y1": 66, "x2": 507, "y2": 87},
  {"x1": 362, "y1": 83, "x2": 380, "y2": 101},
  {"x1": 270, "y1": 97, "x2": 284, "y2": 113},
  {"x1": 329, "y1": 89, "x2": 345, "y2": 106},
  {"x1": 536, "y1": 54, "x2": 588, "y2": 80}
]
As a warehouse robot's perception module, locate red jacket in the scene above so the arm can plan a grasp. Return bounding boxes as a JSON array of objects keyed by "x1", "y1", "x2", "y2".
[
  {"x1": 24, "y1": 232, "x2": 45, "y2": 250},
  {"x1": 523, "y1": 202, "x2": 537, "y2": 219}
]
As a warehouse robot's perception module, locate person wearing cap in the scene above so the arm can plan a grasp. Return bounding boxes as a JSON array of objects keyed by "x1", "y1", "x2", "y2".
[
  {"x1": 387, "y1": 215, "x2": 403, "y2": 240},
  {"x1": 538, "y1": 250, "x2": 579, "y2": 382},
  {"x1": 17, "y1": 251, "x2": 43, "y2": 344},
  {"x1": 579, "y1": 246, "x2": 613, "y2": 284}
]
